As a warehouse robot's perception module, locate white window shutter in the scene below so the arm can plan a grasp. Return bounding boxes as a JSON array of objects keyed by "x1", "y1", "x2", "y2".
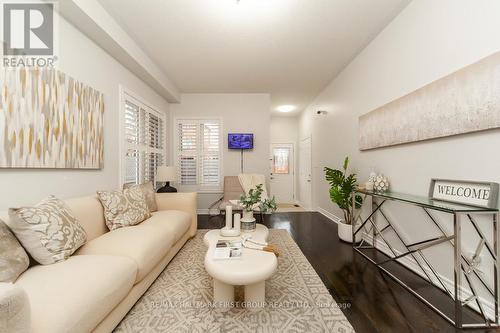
[
  {"x1": 124, "y1": 101, "x2": 140, "y2": 145},
  {"x1": 200, "y1": 122, "x2": 220, "y2": 186},
  {"x1": 176, "y1": 119, "x2": 221, "y2": 189},
  {"x1": 178, "y1": 122, "x2": 198, "y2": 185},
  {"x1": 123, "y1": 94, "x2": 167, "y2": 186},
  {"x1": 124, "y1": 149, "x2": 139, "y2": 184}
]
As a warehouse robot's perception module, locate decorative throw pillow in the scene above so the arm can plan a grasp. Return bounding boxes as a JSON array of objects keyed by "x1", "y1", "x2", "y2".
[
  {"x1": 0, "y1": 220, "x2": 29, "y2": 282},
  {"x1": 0, "y1": 283, "x2": 31, "y2": 333},
  {"x1": 97, "y1": 186, "x2": 151, "y2": 231},
  {"x1": 8, "y1": 196, "x2": 88, "y2": 265},
  {"x1": 123, "y1": 181, "x2": 158, "y2": 212}
]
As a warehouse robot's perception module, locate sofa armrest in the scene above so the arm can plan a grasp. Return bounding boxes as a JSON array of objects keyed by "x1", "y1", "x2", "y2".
[
  {"x1": 0, "y1": 283, "x2": 30, "y2": 333},
  {"x1": 155, "y1": 192, "x2": 197, "y2": 237}
]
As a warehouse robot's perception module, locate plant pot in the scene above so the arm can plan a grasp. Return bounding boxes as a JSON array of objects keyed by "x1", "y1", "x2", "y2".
[
  {"x1": 241, "y1": 210, "x2": 256, "y2": 232},
  {"x1": 337, "y1": 220, "x2": 361, "y2": 243}
]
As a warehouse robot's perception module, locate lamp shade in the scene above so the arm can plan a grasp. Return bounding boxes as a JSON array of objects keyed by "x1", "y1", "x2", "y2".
[{"x1": 156, "y1": 166, "x2": 176, "y2": 182}]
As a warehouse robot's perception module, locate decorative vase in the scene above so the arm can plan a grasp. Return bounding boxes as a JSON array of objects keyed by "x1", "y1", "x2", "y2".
[
  {"x1": 374, "y1": 174, "x2": 389, "y2": 193},
  {"x1": 241, "y1": 210, "x2": 256, "y2": 232},
  {"x1": 365, "y1": 181, "x2": 374, "y2": 191},
  {"x1": 368, "y1": 171, "x2": 377, "y2": 183},
  {"x1": 364, "y1": 171, "x2": 377, "y2": 192},
  {"x1": 337, "y1": 220, "x2": 361, "y2": 243}
]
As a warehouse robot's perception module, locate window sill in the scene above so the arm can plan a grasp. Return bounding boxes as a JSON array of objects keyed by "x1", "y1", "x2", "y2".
[
  {"x1": 177, "y1": 186, "x2": 223, "y2": 194},
  {"x1": 197, "y1": 190, "x2": 223, "y2": 194}
]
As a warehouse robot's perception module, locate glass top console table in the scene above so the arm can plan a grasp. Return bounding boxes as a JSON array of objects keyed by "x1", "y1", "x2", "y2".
[{"x1": 352, "y1": 189, "x2": 499, "y2": 328}]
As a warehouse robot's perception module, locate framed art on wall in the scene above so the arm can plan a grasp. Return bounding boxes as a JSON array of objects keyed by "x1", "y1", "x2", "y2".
[
  {"x1": 359, "y1": 51, "x2": 500, "y2": 151},
  {"x1": 0, "y1": 67, "x2": 104, "y2": 169}
]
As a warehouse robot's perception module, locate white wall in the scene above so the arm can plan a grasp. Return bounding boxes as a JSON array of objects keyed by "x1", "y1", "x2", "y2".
[
  {"x1": 171, "y1": 93, "x2": 271, "y2": 210},
  {"x1": 270, "y1": 116, "x2": 299, "y2": 202},
  {"x1": 0, "y1": 15, "x2": 170, "y2": 210},
  {"x1": 270, "y1": 117, "x2": 298, "y2": 144},
  {"x1": 300, "y1": 0, "x2": 500, "y2": 318}
]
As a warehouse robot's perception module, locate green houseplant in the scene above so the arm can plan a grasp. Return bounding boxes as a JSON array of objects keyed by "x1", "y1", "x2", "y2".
[
  {"x1": 239, "y1": 184, "x2": 277, "y2": 231},
  {"x1": 324, "y1": 157, "x2": 363, "y2": 242}
]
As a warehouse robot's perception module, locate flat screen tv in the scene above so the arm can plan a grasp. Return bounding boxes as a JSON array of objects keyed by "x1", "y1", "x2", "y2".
[{"x1": 228, "y1": 133, "x2": 253, "y2": 149}]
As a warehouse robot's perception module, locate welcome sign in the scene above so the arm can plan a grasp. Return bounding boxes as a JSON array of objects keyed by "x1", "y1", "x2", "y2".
[{"x1": 429, "y1": 179, "x2": 499, "y2": 209}]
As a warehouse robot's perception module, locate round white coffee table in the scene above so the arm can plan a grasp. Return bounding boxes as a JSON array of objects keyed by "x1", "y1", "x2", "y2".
[{"x1": 203, "y1": 224, "x2": 277, "y2": 310}]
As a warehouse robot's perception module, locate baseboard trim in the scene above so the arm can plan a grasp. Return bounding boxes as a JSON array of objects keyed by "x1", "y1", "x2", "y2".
[{"x1": 316, "y1": 207, "x2": 342, "y2": 224}]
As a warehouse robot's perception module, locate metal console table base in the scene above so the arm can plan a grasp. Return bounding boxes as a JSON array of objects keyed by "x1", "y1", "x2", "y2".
[{"x1": 352, "y1": 190, "x2": 499, "y2": 329}]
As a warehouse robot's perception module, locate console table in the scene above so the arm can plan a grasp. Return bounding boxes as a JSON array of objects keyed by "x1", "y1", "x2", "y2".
[{"x1": 352, "y1": 189, "x2": 499, "y2": 328}]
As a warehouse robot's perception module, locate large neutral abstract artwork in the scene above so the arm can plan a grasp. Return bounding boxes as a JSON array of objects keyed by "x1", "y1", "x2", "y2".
[
  {"x1": 0, "y1": 68, "x2": 104, "y2": 168},
  {"x1": 359, "y1": 51, "x2": 500, "y2": 150}
]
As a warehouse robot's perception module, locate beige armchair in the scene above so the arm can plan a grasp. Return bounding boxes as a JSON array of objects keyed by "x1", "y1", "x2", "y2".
[
  {"x1": 218, "y1": 176, "x2": 266, "y2": 222},
  {"x1": 218, "y1": 176, "x2": 245, "y2": 212}
]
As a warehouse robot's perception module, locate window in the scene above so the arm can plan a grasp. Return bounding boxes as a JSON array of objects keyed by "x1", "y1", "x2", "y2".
[
  {"x1": 176, "y1": 119, "x2": 221, "y2": 190},
  {"x1": 272, "y1": 147, "x2": 290, "y2": 174},
  {"x1": 122, "y1": 92, "x2": 167, "y2": 186}
]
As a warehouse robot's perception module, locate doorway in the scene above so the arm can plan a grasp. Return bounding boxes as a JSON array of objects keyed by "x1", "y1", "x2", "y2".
[
  {"x1": 298, "y1": 137, "x2": 312, "y2": 210},
  {"x1": 270, "y1": 143, "x2": 294, "y2": 204}
]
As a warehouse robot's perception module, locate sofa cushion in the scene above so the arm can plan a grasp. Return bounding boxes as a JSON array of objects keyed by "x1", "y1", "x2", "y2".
[
  {"x1": 123, "y1": 182, "x2": 158, "y2": 212},
  {"x1": 76, "y1": 210, "x2": 190, "y2": 283},
  {"x1": 97, "y1": 187, "x2": 151, "y2": 231},
  {"x1": 15, "y1": 255, "x2": 136, "y2": 333},
  {"x1": 8, "y1": 196, "x2": 87, "y2": 265},
  {"x1": 142, "y1": 210, "x2": 191, "y2": 243},
  {"x1": 0, "y1": 220, "x2": 29, "y2": 282},
  {"x1": 0, "y1": 282, "x2": 30, "y2": 333},
  {"x1": 64, "y1": 196, "x2": 108, "y2": 242}
]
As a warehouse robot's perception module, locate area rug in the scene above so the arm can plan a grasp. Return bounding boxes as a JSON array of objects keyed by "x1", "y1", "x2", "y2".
[{"x1": 115, "y1": 230, "x2": 354, "y2": 333}]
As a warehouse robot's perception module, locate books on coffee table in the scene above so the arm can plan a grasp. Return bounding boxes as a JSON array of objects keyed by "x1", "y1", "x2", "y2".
[{"x1": 213, "y1": 239, "x2": 242, "y2": 260}]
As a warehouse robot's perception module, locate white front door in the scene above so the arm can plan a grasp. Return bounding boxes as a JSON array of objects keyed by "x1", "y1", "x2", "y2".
[
  {"x1": 299, "y1": 137, "x2": 312, "y2": 210},
  {"x1": 269, "y1": 143, "x2": 294, "y2": 203}
]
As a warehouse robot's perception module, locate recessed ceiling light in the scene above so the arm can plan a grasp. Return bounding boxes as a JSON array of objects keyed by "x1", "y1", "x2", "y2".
[{"x1": 276, "y1": 105, "x2": 296, "y2": 113}]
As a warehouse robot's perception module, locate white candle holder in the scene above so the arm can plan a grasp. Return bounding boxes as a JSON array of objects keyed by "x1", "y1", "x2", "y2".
[{"x1": 220, "y1": 206, "x2": 241, "y2": 237}]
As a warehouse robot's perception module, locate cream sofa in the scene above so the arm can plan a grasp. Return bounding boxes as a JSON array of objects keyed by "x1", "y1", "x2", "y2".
[{"x1": 0, "y1": 192, "x2": 197, "y2": 333}]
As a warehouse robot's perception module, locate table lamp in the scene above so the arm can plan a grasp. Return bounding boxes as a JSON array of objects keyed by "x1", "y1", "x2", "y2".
[{"x1": 156, "y1": 166, "x2": 177, "y2": 193}]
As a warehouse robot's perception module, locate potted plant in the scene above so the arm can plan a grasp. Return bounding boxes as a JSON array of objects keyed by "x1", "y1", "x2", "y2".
[
  {"x1": 239, "y1": 184, "x2": 277, "y2": 231},
  {"x1": 324, "y1": 157, "x2": 363, "y2": 243}
]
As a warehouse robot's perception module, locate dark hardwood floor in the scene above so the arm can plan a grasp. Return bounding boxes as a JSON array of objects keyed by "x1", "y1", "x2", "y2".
[{"x1": 198, "y1": 212, "x2": 498, "y2": 333}]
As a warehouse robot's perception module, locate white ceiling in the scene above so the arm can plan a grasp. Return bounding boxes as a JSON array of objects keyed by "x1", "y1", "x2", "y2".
[{"x1": 98, "y1": 0, "x2": 410, "y2": 116}]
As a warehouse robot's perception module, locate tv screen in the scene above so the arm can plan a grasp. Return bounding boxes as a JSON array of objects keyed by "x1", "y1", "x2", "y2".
[{"x1": 228, "y1": 133, "x2": 253, "y2": 149}]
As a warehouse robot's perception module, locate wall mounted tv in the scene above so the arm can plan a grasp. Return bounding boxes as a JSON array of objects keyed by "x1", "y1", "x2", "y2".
[{"x1": 228, "y1": 133, "x2": 254, "y2": 149}]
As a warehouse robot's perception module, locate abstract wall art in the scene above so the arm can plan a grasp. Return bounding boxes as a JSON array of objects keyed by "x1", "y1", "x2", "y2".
[
  {"x1": 359, "y1": 51, "x2": 500, "y2": 150},
  {"x1": 0, "y1": 67, "x2": 104, "y2": 168}
]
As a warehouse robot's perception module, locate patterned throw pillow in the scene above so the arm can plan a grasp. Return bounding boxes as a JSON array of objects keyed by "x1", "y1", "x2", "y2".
[
  {"x1": 8, "y1": 196, "x2": 88, "y2": 265},
  {"x1": 123, "y1": 181, "x2": 158, "y2": 212},
  {"x1": 0, "y1": 220, "x2": 29, "y2": 282},
  {"x1": 97, "y1": 186, "x2": 151, "y2": 231}
]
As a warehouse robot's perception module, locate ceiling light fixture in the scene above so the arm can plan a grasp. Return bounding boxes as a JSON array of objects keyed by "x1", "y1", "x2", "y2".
[{"x1": 276, "y1": 105, "x2": 296, "y2": 113}]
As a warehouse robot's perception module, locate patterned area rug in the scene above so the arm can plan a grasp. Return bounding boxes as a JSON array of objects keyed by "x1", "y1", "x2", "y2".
[{"x1": 115, "y1": 230, "x2": 354, "y2": 333}]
